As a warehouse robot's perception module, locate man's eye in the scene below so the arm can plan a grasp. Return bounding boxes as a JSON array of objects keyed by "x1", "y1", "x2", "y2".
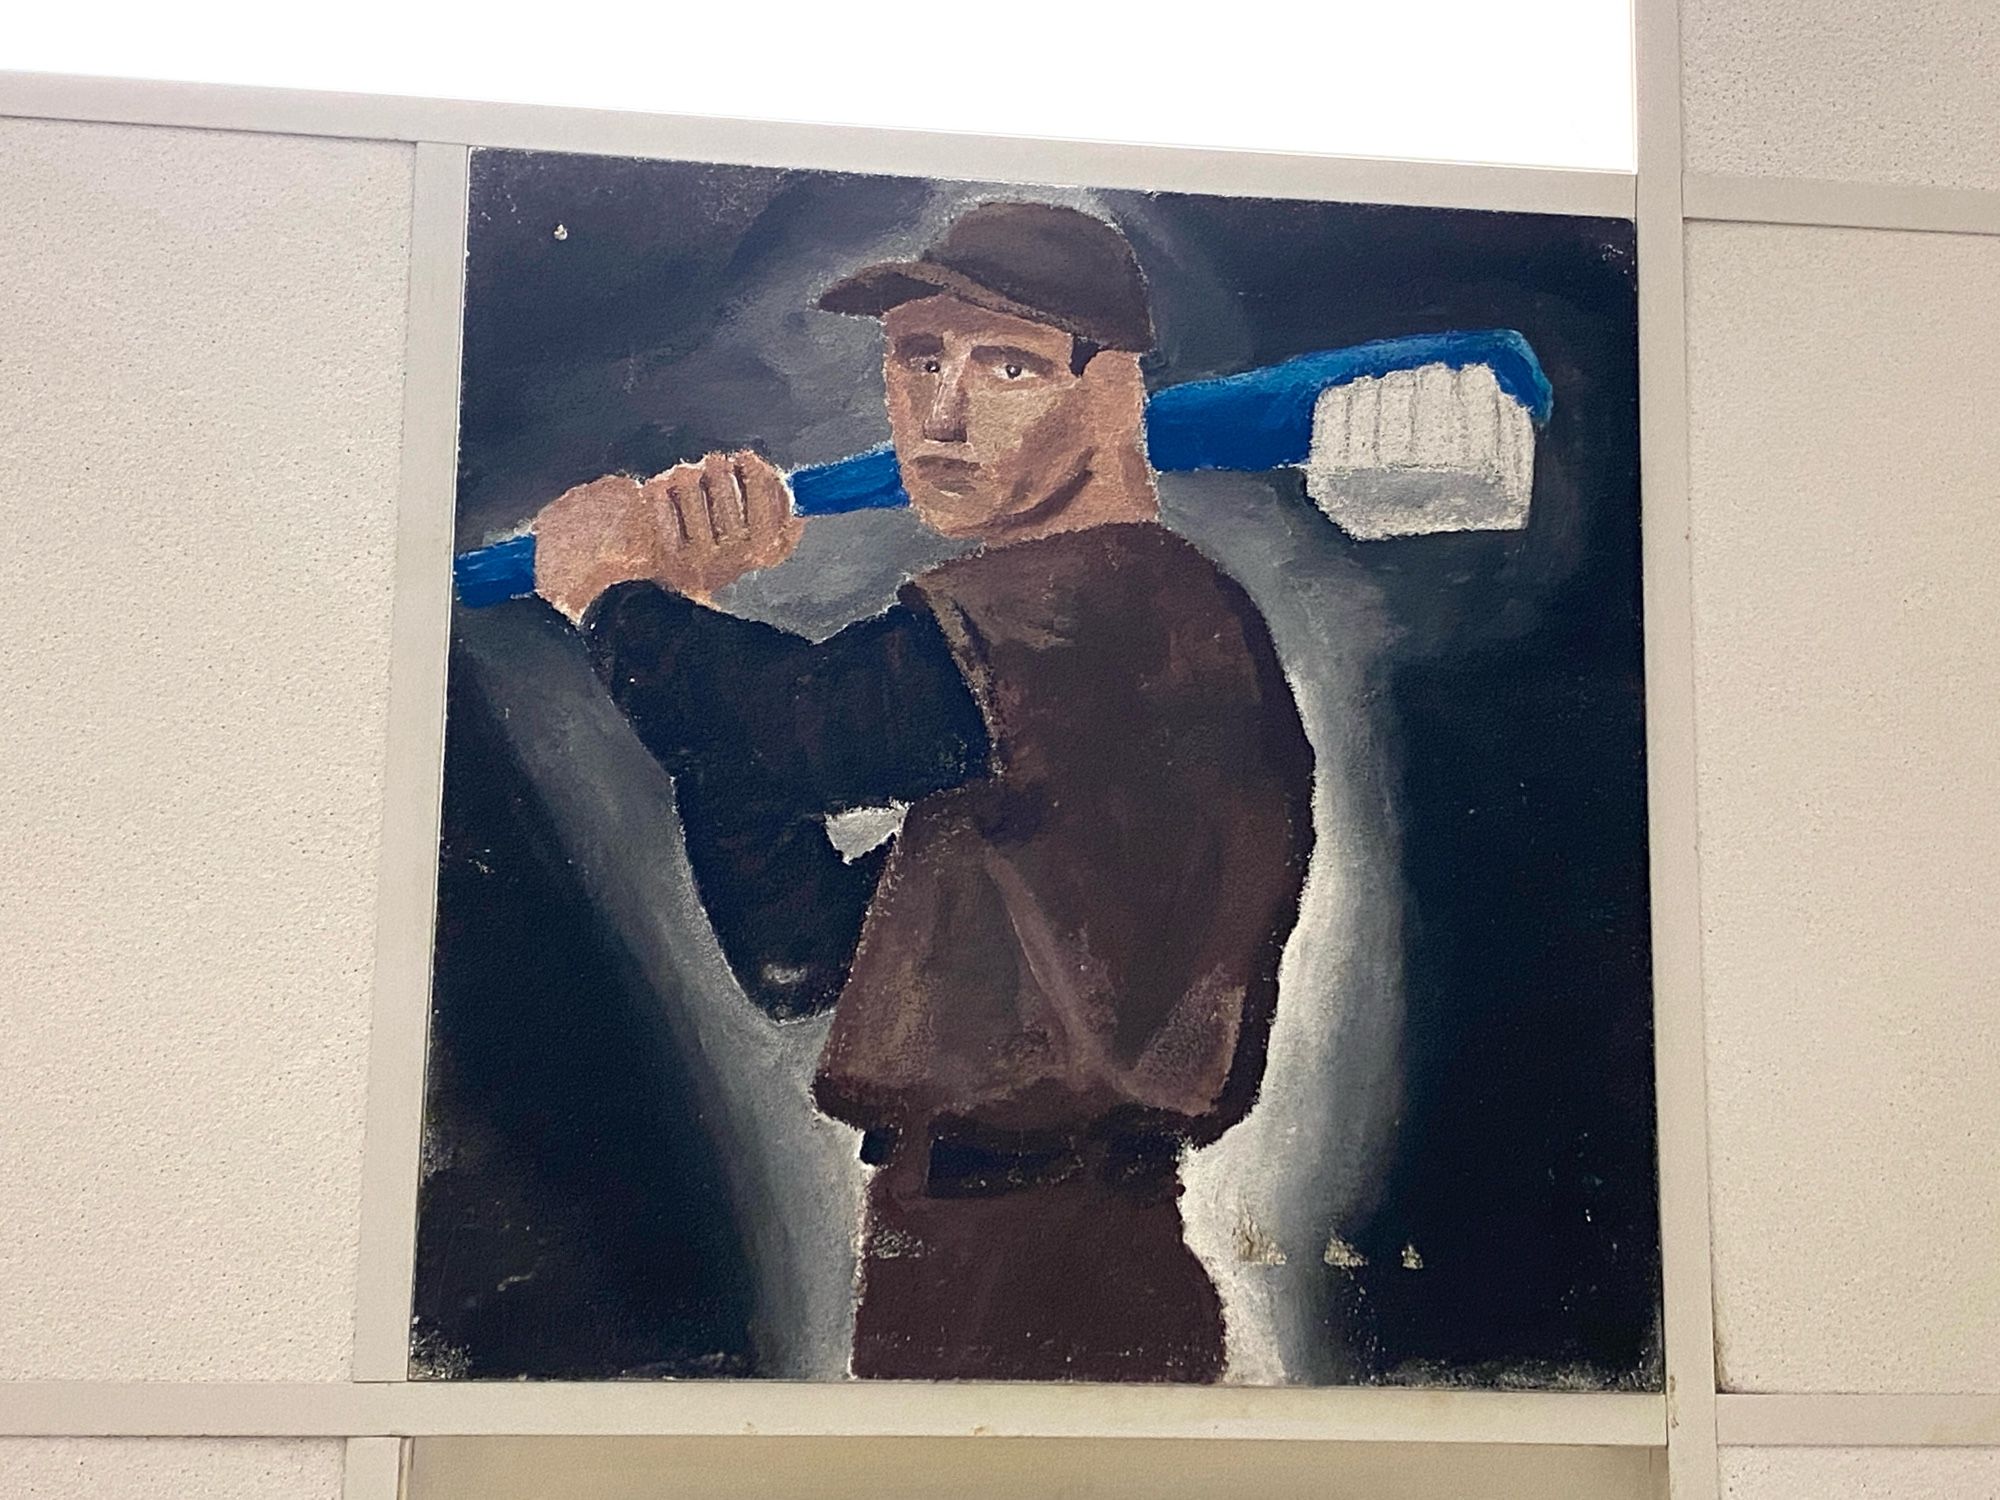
[
  {"x1": 1002, "y1": 362, "x2": 1024, "y2": 379},
  {"x1": 920, "y1": 358, "x2": 941, "y2": 374}
]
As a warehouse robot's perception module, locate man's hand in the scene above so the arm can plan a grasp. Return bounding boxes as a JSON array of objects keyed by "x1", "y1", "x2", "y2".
[
  {"x1": 644, "y1": 451, "x2": 807, "y2": 606},
  {"x1": 534, "y1": 451, "x2": 805, "y2": 623}
]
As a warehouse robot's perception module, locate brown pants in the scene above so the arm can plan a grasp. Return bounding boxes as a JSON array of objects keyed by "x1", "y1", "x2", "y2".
[{"x1": 849, "y1": 1137, "x2": 1225, "y2": 1382}]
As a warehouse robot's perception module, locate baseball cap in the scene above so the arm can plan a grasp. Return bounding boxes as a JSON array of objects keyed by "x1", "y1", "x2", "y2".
[{"x1": 816, "y1": 200, "x2": 1155, "y2": 354}]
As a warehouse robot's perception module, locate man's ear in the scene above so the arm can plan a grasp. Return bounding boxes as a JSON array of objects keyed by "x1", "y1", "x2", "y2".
[{"x1": 1077, "y1": 348, "x2": 1148, "y2": 407}]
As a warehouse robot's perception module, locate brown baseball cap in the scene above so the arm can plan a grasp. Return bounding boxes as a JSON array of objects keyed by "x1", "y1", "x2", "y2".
[{"x1": 816, "y1": 200, "x2": 1155, "y2": 353}]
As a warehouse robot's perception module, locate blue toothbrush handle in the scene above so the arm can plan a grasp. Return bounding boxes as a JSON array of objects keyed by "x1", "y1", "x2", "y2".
[{"x1": 453, "y1": 329, "x2": 1550, "y2": 607}]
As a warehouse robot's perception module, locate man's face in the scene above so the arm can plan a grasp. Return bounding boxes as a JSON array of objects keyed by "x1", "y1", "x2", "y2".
[{"x1": 881, "y1": 295, "x2": 1132, "y2": 540}]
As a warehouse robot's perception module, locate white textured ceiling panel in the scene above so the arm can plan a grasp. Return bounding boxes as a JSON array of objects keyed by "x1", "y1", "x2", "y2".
[{"x1": 0, "y1": 118, "x2": 412, "y2": 1380}]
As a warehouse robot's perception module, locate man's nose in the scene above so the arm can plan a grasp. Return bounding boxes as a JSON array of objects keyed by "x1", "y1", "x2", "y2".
[{"x1": 922, "y1": 363, "x2": 969, "y2": 443}]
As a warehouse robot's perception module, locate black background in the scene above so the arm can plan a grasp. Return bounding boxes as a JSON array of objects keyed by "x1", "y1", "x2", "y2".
[{"x1": 413, "y1": 150, "x2": 1659, "y2": 1387}]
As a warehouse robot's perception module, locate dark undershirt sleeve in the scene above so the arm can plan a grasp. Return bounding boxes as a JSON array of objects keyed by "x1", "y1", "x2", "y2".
[{"x1": 582, "y1": 581, "x2": 990, "y2": 1019}]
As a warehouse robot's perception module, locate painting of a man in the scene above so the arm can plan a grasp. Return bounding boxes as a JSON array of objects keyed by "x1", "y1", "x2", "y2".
[
  {"x1": 529, "y1": 203, "x2": 1316, "y2": 1380},
  {"x1": 414, "y1": 152, "x2": 1659, "y2": 1391}
]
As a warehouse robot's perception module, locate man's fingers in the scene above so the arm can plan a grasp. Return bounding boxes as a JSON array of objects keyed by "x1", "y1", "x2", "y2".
[
  {"x1": 701, "y1": 452, "x2": 748, "y2": 540},
  {"x1": 624, "y1": 453, "x2": 794, "y2": 602},
  {"x1": 662, "y1": 471, "x2": 709, "y2": 552},
  {"x1": 637, "y1": 474, "x2": 681, "y2": 553},
  {"x1": 734, "y1": 450, "x2": 797, "y2": 550}
]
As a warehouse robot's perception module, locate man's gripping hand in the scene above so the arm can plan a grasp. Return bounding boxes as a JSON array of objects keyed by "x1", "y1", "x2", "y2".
[{"x1": 533, "y1": 451, "x2": 805, "y2": 623}]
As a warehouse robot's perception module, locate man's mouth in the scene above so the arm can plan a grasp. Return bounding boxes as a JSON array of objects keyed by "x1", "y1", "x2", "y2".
[{"x1": 906, "y1": 455, "x2": 981, "y2": 494}]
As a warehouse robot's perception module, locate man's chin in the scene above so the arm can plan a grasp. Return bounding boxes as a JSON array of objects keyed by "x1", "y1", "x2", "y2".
[{"x1": 910, "y1": 488, "x2": 1004, "y2": 539}]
